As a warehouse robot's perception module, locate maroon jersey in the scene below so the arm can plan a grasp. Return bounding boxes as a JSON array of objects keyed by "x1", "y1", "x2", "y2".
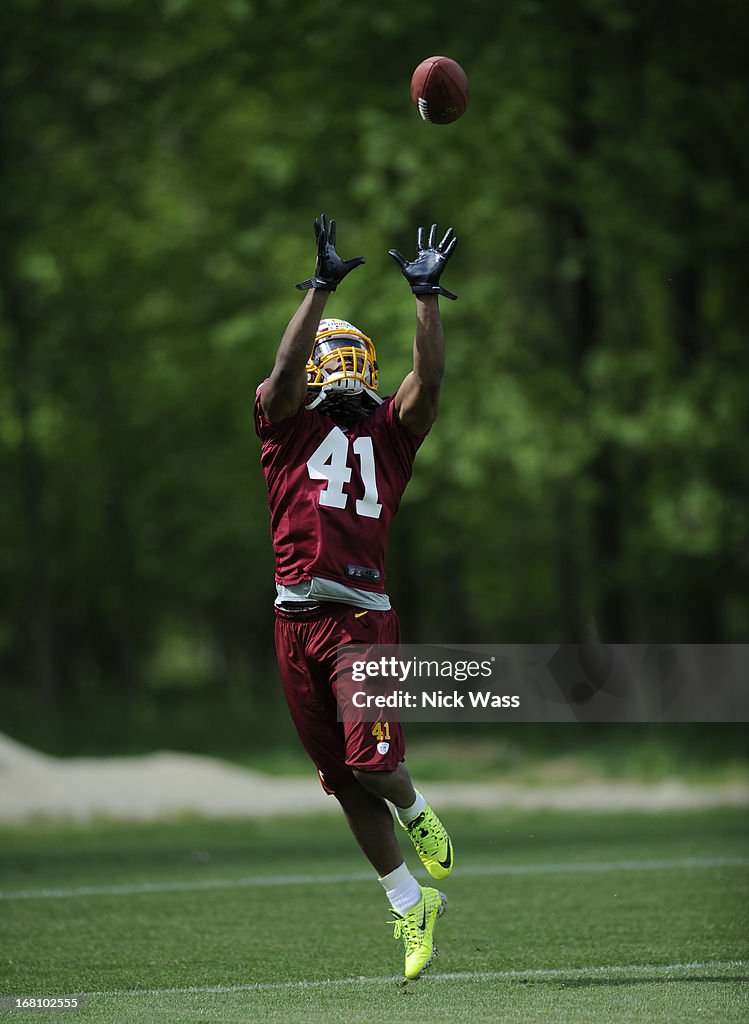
[{"x1": 255, "y1": 386, "x2": 427, "y2": 592}]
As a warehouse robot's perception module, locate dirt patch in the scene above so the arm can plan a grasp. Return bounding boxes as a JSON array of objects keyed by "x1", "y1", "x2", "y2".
[{"x1": 1, "y1": 732, "x2": 746, "y2": 824}]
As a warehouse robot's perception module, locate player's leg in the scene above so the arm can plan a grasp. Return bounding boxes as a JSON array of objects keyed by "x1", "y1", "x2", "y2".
[
  {"x1": 335, "y1": 779, "x2": 446, "y2": 980},
  {"x1": 273, "y1": 610, "x2": 356, "y2": 794},
  {"x1": 351, "y1": 760, "x2": 415, "y2": 805},
  {"x1": 335, "y1": 607, "x2": 455, "y2": 881},
  {"x1": 273, "y1": 610, "x2": 437, "y2": 876},
  {"x1": 352, "y1": 763, "x2": 454, "y2": 879},
  {"x1": 281, "y1": 604, "x2": 449, "y2": 978},
  {"x1": 334, "y1": 781, "x2": 403, "y2": 876}
]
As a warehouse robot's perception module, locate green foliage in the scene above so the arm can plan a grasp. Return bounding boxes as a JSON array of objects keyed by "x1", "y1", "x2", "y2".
[{"x1": 1, "y1": 0, "x2": 748, "y2": 726}]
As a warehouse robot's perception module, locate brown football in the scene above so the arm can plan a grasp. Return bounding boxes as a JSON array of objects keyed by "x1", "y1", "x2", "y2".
[{"x1": 410, "y1": 56, "x2": 469, "y2": 125}]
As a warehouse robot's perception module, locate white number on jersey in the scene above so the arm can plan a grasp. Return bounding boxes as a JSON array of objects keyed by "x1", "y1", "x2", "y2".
[{"x1": 306, "y1": 428, "x2": 382, "y2": 519}]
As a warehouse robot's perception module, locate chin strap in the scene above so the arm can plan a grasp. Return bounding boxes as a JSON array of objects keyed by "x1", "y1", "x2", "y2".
[{"x1": 305, "y1": 390, "x2": 326, "y2": 410}]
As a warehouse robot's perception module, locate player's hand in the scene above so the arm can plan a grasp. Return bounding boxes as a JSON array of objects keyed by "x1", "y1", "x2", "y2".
[
  {"x1": 295, "y1": 213, "x2": 365, "y2": 291},
  {"x1": 388, "y1": 224, "x2": 458, "y2": 301}
]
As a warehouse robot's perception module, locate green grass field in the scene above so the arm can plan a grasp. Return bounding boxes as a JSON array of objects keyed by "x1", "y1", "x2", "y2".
[{"x1": 0, "y1": 807, "x2": 747, "y2": 1023}]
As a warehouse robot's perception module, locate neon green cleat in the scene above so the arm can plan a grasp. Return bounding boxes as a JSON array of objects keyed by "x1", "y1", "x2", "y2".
[
  {"x1": 399, "y1": 801, "x2": 454, "y2": 879},
  {"x1": 390, "y1": 886, "x2": 447, "y2": 980}
]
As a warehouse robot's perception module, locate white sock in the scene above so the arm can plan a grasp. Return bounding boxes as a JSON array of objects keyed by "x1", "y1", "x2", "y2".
[
  {"x1": 379, "y1": 862, "x2": 422, "y2": 915},
  {"x1": 395, "y1": 789, "x2": 426, "y2": 825}
]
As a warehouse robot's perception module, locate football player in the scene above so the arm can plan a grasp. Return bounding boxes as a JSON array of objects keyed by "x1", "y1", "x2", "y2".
[{"x1": 254, "y1": 214, "x2": 457, "y2": 980}]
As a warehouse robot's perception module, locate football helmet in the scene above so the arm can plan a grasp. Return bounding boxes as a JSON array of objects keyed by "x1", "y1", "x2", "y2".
[{"x1": 306, "y1": 318, "x2": 382, "y2": 408}]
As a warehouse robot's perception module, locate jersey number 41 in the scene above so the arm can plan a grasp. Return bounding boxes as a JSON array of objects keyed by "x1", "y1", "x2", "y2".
[{"x1": 306, "y1": 426, "x2": 383, "y2": 520}]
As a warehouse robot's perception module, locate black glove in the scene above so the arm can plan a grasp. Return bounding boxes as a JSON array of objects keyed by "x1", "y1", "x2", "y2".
[
  {"x1": 295, "y1": 213, "x2": 365, "y2": 292},
  {"x1": 388, "y1": 224, "x2": 458, "y2": 300}
]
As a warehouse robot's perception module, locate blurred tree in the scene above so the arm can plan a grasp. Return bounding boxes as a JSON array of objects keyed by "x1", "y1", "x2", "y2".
[{"x1": 0, "y1": 0, "x2": 747, "y2": 744}]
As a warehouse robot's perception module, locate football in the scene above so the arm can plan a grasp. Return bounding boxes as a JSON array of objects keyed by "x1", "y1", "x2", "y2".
[{"x1": 411, "y1": 56, "x2": 470, "y2": 125}]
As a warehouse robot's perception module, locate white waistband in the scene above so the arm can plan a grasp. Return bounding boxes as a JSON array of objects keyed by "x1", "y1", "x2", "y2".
[{"x1": 275, "y1": 577, "x2": 391, "y2": 611}]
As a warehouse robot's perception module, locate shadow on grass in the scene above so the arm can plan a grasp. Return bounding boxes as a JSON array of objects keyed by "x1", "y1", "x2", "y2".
[{"x1": 520, "y1": 974, "x2": 748, "y2": 988}]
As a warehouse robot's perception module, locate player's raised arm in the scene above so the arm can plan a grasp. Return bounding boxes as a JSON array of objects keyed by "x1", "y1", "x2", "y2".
[
  {"x1": 389, "y1": 224, "x2": 458, "y2": 435},
  {"x1": 261, "y1": 214, "x2": 365, "y2": 423}
]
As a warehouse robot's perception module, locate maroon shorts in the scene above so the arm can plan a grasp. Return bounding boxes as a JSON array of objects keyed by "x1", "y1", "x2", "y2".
[{"x1": 274, "y1": 603, "x2": 406, "y2": 795}]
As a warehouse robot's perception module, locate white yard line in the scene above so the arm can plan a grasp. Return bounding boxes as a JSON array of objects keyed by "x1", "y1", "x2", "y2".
[
  {"x1": 81, "y1": 959, "x2": 748, "y2": 997},
  {"x1": 1, "y1": 855, "x2": 746, "y2": 902}
]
